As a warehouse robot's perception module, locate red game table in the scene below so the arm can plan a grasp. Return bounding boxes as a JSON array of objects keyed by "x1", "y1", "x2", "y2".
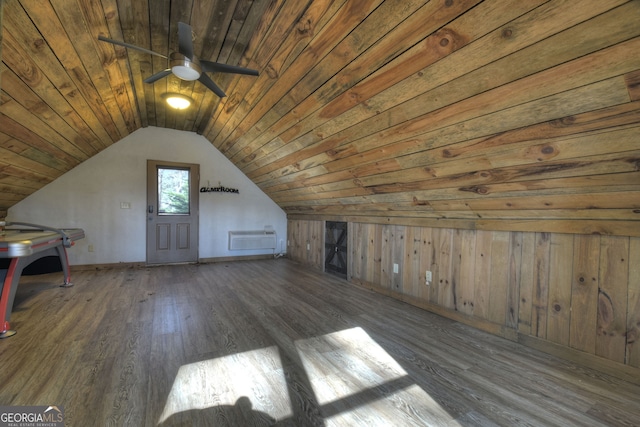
[{"x1": 0, "y1": 221, "x2": 84, "y2": 338}]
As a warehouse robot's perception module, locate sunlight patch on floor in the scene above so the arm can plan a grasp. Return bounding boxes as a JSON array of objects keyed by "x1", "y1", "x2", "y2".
[
  {"x1": 157, "y1": 346, "x2": 292, "y2": 424},
  {"x1": 295, "y1": 327, "x2": 460, "y2": 426},
  {"x1": 158, "y1": 327, "x2": 459, "y2": 425}
]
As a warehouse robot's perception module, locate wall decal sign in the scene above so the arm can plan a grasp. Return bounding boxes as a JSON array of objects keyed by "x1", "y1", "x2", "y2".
[{"x1": 200, "y1": 182, "x2": 239, "y2": 194}]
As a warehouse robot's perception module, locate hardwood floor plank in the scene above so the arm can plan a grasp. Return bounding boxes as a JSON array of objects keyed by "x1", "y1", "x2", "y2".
[{"x1": 1, "y1": 259, "x2": 639, "y2": 426}]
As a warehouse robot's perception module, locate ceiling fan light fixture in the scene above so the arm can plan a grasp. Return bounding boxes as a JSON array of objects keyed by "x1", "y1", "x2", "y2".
[
  {"x1": 170, "y1": 52, "x2": 201, "y2": 81},
  {"x1": 98, "y1": 23, "x2": 258, "y2": 97},
  {"x1": 162, "y1": 93, "x2": 192, "y2": 109}
]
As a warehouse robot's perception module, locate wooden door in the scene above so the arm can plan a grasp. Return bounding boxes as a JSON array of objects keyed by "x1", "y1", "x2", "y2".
[
  {"x1": 146, "y1": 160, "x2": 199, "y2": 264},
  {"x1": 325, "y1": 221, "x2": 348, "y2": 279}
]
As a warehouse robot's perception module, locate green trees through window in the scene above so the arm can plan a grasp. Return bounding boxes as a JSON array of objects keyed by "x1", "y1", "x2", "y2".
[{"x1": 158, "y1": 167, "x2": 190, "y2": 215}]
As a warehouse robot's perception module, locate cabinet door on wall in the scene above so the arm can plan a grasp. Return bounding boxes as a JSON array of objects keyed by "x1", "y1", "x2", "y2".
[{"x1": 325, "y1": 221, "x2": 348, "y2": 279}]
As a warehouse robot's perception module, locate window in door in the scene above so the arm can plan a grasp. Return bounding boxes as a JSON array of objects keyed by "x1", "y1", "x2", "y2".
[{"x1": 158, "y1": 167, "x2": 190, "y2": 215}]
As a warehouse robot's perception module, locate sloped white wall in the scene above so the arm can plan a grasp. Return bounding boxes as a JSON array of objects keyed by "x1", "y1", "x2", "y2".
[{"x1": 7, "y1": 127, "x2": 287, "y2": 265}]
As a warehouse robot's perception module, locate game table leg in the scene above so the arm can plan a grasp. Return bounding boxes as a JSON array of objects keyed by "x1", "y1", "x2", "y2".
[
  {"x1": 0, "y1": 258, "x2": 19, "y2": 338},
  {"x1": 0, "y1": 246, "x2": 74, "y2": 338},
  {"x1": 56, "y1": 245, "x2": 74, "y2": 287}
]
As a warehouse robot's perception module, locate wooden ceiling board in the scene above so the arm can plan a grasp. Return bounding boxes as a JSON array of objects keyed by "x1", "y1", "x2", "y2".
[{"x1": 0, "y1": 0, "x2": 638, "y2": 234}]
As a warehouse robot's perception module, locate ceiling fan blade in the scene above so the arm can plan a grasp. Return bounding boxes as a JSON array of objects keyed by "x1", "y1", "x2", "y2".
[
  {"x1": 98, "y1": 35, "x2": 167, "y2": 59},
  {"x1": 198, "y1": 74, "x2": 226, "y2": 98},
  {"x1": 178, "y1": 22, "x2": 195, "y2": 61},
  {"x1": 144, "y1": 69, "x2": 172, "y2": 84},
  {"x1": 200, "y1": 60, "x2": 259, "y2": 76}
]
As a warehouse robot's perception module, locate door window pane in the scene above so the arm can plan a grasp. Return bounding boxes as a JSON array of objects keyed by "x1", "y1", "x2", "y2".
[{"x1": 158, "y1": 167, "x2": 190, "y2": 215}]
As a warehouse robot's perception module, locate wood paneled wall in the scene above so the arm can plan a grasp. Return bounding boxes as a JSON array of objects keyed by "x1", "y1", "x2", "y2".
[
  {"x1": 287, "y1": 219, "x2": 640, "y2": 374},
  {"x1": 286, "y1": 219, "x2": 324, "y2": 270}
]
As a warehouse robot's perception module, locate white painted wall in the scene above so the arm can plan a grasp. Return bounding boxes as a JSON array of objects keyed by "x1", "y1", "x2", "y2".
[{"x1": 7, "y1": 127, "x2": 287, "y2": 265}]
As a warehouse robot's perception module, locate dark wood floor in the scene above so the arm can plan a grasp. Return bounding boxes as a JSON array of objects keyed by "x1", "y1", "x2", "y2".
[{"x1": 1, "y1": 259, "x2": 639, "y2": 426}]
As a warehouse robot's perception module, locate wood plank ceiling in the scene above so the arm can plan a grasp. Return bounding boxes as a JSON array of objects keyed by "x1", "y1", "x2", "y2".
[{"x1": 1, "y1": 0, "x2": 639, "y2": 235}]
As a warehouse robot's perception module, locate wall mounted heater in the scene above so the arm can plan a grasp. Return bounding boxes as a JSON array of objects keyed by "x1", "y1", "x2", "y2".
[{"x1": 228, "y1": 230, "x2": 277, "y2": 250}]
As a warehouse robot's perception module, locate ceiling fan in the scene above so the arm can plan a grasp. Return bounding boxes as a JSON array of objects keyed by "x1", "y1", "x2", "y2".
[{"x1": 98, "y1": 22, "x2": 258, "y2": 98}]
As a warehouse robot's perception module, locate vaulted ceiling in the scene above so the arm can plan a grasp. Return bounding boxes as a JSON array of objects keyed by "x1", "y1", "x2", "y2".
[{"x1": 1, "y1": 0, "x2": 639, "y2": 236}]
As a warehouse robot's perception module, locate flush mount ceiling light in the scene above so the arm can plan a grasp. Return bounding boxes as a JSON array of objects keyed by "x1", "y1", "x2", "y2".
[{"x1": 162, "y1": 93, "x2": 192, "y2": 110}]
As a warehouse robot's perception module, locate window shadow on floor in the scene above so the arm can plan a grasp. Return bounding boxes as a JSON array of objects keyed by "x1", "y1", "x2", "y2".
[{"x1": 158, "y1": 396, "x2": 276, "y2": 426}]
